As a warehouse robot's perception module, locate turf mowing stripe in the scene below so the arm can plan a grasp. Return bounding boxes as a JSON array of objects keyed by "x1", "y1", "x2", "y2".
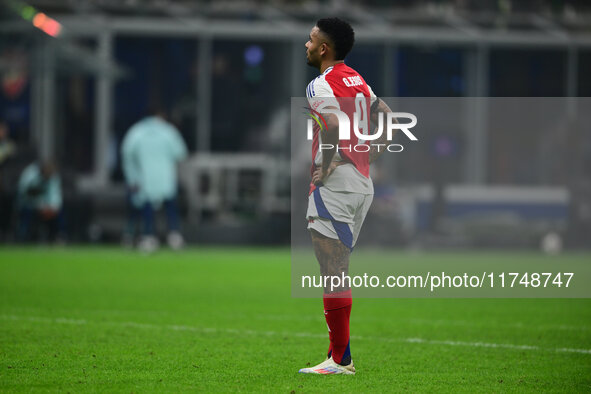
[{"x1": 2, "y1": 314, "x2": 590, "y2": 355}]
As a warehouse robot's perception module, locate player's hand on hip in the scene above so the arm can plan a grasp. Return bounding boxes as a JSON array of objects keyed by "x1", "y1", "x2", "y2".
[{"x1": 312, "y1": 162, "x2": 337, "y2": 186}]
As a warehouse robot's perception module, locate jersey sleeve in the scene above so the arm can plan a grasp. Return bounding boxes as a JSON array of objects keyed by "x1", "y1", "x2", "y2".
[{"x1": 306, "y1": 77, "x2": 340, "y2": 112}]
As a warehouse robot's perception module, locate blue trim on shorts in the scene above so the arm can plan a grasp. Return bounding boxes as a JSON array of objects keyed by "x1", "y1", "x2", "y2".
[{"x1": 313, "y1": 187, "x2": 354, "y2": 251}]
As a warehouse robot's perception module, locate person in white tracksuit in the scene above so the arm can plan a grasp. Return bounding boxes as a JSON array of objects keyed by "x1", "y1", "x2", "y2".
[{"x1": 121, "y1": 109, "x2": 188, "y2": 251}]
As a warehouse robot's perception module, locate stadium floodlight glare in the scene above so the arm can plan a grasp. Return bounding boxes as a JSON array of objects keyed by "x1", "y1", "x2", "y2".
[
  {"x1": 8, "y1": 0, "x2": 63, "y2": 38},
  {"x1": 21, "y1": 5, "x2": 35, "y2": 21},
  {"x1": 32, "y1": 12, "x2": 62, "y2": 37}
]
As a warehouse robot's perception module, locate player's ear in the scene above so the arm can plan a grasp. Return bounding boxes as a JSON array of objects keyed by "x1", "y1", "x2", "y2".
[{"x1": 320, "y1": 42, "x2": 328, "y2": 56}]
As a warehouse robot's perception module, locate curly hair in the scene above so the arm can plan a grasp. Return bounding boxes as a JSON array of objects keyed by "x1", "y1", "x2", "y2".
[{"x1": 316, "y1": 17, "x2": 355, "y2": 61}]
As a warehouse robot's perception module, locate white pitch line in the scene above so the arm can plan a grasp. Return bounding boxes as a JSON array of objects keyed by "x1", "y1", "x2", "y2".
[
  {"x1": 1, "y1": 314, "x2": 590, "y2": 355},
  {"x1": 254, "y1": 314, "x2": 591, "y2": 332},
  {"x1": 403, "y1": 317, "x2": 591, "y2": 332}
]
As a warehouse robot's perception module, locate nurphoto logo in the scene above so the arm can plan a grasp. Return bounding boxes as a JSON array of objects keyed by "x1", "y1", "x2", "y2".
[{"x1": 305, "y1": 97, "x2": 418, "y2": 153}]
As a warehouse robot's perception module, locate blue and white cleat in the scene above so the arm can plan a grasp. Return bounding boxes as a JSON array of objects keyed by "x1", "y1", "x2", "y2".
[{"x1": 298, "y1": 357, "x2": 355, "y2": 375}]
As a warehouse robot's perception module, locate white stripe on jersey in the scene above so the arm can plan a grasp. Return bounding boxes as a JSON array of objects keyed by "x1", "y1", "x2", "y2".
[
  {"x1": 306, "y1": 67, "x2": 334, "y2": 99},
  {"x1": 306, "y1": 67, "x2": 341, "y2": 166}
]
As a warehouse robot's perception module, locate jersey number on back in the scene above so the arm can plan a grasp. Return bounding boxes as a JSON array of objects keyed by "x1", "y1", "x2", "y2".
[{"x1": 354, "y1": 92, "x2": 369, "y2": 142}]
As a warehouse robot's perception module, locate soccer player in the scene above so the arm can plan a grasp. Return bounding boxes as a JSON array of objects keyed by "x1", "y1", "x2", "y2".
[{"x1": 298, "y1": 18, "x2": 393, "y2": 375}]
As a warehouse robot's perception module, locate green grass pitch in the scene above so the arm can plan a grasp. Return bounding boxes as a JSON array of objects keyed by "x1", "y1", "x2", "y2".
[{"x1": 0, "y1": 247, "x2": 590, "y2": 392}]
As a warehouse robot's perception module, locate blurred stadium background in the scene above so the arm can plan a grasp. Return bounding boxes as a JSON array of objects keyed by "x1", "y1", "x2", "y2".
[
  {"x1": 1, "y1": 1, "x2": 591, "y2": 391},
  {"x1": 0, "y1": 0, "x2": 590, "y2": 249}
]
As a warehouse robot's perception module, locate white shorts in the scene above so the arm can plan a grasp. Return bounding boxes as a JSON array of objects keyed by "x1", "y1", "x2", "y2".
[{"x1": 306, "y1": 186, "x2": 373, "y2": 250}]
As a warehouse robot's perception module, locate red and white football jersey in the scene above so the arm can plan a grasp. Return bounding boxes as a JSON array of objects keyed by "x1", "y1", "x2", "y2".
[{"x1": 307, "y1": 63, "x2": 377, "y2": 194}]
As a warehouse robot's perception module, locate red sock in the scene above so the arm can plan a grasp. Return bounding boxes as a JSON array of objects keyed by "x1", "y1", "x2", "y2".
[{"x1": 323, "y1": 289, "x2": 352, "y2": 364}]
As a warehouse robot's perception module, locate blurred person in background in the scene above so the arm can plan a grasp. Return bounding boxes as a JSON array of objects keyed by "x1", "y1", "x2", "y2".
[
  {"x1": 16, "y1": 160, "x2": 64, "y2": 243},
  {"x1": 121, "y1": 107, "x2": 188, "y2": 253}
]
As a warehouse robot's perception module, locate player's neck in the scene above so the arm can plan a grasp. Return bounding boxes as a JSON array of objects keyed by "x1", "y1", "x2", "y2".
[{"x1": 320, "y1": 60, "x2": 344, "y2": 74}]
